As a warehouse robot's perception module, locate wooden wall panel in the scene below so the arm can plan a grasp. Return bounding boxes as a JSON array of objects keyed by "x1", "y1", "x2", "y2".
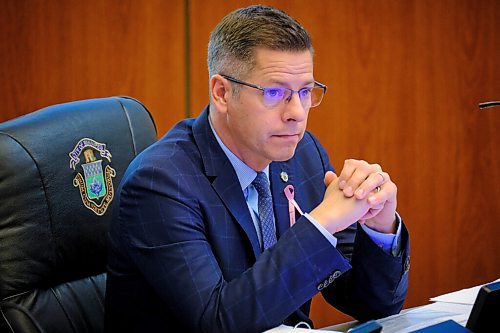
[
  {"x1": 0, "y1": 0, "x2": 185, "y2": 136},
  {"x1": 409, "y1": 0, "x2": 499, "y2": 305},
  {"x1": 189, "y1": 0, "x2": 500, "y2": 328}
]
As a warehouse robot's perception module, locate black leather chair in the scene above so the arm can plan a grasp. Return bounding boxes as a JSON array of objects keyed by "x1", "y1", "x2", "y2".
[{"x1": 0, "y1": 97, "x2": 157, "y2": 332}]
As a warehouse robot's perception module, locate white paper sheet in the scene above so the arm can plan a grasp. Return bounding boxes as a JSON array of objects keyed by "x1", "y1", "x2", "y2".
[
  {"x1": 264, "y1": 324, "x2": 341, "y2": 333},
  {"x1": 429, "y1": 278, "x2": 500, "y2": 305}
]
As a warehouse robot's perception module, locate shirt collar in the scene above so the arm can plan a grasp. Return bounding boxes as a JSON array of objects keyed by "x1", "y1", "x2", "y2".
[{"x1": 209, "y1": 116, "x2": 269, "y2": 191}]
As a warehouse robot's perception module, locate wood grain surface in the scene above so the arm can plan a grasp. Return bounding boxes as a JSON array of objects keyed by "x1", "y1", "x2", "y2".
[{"x1": 0, "y1": 0, "x2": 185, "y2": 136}]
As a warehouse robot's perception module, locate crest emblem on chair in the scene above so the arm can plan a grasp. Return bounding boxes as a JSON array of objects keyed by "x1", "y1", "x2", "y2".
[{"x1": 69, "y1": 138, "x2": 116, "y2": 216}]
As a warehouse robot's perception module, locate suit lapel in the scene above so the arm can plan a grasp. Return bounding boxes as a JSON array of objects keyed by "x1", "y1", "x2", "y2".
[
  {"x1": 211, "y1": 165, "x2": 261, "y2": 258},
  {"x1": 193, "y1": 107, "x2": 261, "y2": 259},
  {"x1": 270, "y1": 161, "x2": 294, "y2": 239}
]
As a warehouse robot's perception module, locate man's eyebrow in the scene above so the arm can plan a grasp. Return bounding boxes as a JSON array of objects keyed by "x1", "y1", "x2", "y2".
[{"x1": 265, "y1": 79, "x2": 315, "y2": 87}]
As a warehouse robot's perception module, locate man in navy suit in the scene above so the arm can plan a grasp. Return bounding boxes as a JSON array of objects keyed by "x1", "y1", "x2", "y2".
[{"x1": 105, "y1": 5, "x2": 409, "y2": 332}]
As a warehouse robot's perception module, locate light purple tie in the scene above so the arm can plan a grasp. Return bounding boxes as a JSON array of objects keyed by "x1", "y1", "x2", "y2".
[{"x1": 252, "y1": 172, "x2": 277, "y2": 250}]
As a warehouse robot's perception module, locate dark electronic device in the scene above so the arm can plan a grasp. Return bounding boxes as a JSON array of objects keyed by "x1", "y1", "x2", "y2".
[
  {"x1": 410, "y1": 319, "x2": 472, "y2": 332},
  {"x1": 466, "y1": 281, "x2": 500, "y2": 333}
]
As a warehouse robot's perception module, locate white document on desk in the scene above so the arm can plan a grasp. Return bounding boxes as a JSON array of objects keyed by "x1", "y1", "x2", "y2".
[
  {"x1": 368, "y1": 302, "x2": 470, "y2": 333},
  {"x1": 264, "y1": 324, "x2": 341, "y2": 333},
  {"x1": 429, "y1": 278, "x2": 500, "y2": 305},
  {"x1": 268, "y1": 278, "x2": 500, "y2": 332},
  {"x1": 380, "y1": 278, "x2": 500, "y2": 332}
]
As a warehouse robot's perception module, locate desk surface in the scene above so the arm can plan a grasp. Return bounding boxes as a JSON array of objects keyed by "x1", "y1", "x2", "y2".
[
  {"x1": 322, "y1": 302, "x2": 472, "y2": 333},
  {"x1": 268, "y1": 279, "x2": 499, "y2": 332}
]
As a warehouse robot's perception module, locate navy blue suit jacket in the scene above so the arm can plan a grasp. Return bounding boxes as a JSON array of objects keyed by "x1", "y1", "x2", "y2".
[{"x1": 105, "y1": 107, "x2": 409, "y2": 332}]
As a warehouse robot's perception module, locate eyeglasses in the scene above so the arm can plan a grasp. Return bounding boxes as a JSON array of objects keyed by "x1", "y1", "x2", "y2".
[{"x1": 221, "y1": 74, "x2": 327, "y2": 109}]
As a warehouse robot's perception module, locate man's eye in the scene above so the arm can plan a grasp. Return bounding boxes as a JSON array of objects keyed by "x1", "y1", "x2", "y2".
[
  {"x1": 299, "y1": 88, "x2": 312, "y2": 98},
  {"x1": 265, "y1": 88, "x2": 284, "y2": 99}
]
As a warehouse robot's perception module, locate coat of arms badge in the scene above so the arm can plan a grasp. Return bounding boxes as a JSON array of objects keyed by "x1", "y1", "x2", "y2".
[{"x1": 69, "y1": 138, "x2": 116, "y2": 216}]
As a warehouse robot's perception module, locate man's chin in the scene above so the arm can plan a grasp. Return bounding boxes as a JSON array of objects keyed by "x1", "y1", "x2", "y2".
[{"x1": 270, "y1": 149, "x2": 297, "y2": 162}]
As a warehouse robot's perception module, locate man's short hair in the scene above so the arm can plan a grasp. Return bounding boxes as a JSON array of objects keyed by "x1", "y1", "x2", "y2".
[{"x1": 207, "y1": 5, "x2": 313, "y2": 81}]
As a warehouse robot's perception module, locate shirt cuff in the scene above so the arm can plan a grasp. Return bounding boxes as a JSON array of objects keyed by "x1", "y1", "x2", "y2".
[
  {"x1": 303, "y1": 213, "x2": 337, "y2": 247},
  {"x1": 360, "y1": 212, "x2": 403, "y2": 256}
]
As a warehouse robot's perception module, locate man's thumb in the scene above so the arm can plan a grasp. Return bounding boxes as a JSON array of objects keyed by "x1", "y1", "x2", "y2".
[{"x1": 324, "y1": 171, "x2": 338, "y2": 186}]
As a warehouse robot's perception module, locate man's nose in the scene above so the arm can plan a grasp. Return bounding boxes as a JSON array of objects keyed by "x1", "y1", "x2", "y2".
[{"x1": 282, "y1": 92, "x2": 308, "y2": 122}]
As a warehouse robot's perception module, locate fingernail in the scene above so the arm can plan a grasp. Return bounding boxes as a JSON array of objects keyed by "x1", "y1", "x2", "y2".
[
  {"x1": 339, "y1": 180, "x2": 346, "y2": 189},
  {"x1": 355, "y1": 189, "x2": 364, "y2": 198},
  {"x1": 345, "y1": 186, "x2": 353, "y2": 196}
]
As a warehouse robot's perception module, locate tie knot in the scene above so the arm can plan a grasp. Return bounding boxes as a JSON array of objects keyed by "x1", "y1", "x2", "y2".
[{"x1": 252, "y1": 172, "x2": 271, "y2": 198}]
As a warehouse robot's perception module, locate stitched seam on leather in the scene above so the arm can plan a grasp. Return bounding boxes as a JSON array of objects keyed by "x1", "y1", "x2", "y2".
[
  {"x1": 116, "y1": 97, "x2": 138, "y2": 156},
  {"x1": 90, "y1": 274, "x2": 105, "y2": 311},
  {"x1": 2, "y1": 290, "x2": 32, "y2": 301},
  {"x1": 49, "y1": 287, "x2": 77, "y2": 333},
  {"x1": 120, "y1": 96, "x2": 157, "y2": 133},
  {"x1": 0, "y1": 300, "x2": 45, "y2": 333},
  {"x1": 0, "y1": 303, "x2": 15, "y2": 333}
]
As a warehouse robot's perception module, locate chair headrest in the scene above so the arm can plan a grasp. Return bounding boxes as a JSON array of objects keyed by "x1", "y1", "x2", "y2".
[{"x1": 0, "y1": 96, "x2": 157, "y2": 298}]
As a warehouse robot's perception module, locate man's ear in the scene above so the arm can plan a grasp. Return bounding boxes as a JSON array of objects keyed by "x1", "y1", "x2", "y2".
[{"x1": 210, "y1": 74, "x2": 230, "y2": 112}]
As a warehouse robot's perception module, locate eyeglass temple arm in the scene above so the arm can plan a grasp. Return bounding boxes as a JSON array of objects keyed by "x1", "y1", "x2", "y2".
[{"x1": 315, "y1": 81, "x2": 327, "y2": 93}]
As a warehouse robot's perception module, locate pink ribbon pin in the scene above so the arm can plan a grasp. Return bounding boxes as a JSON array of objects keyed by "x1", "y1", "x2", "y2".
[{"x1": 284, "y1": 185, "x2": 304, "y2": 226}]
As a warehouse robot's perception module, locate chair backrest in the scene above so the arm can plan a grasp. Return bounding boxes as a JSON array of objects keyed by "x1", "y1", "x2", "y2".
[{"x1": 0, "y1": 97, "x2": 157, "y2": 333}]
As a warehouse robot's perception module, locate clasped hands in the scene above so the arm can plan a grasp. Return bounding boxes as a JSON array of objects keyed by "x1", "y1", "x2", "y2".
[{"x1": 310, "y1": 159, "x2": 397, "y2": 235}]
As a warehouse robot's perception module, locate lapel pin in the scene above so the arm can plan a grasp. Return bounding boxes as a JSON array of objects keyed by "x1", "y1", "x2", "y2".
[{"x1": 280, "y1": 171, "x2": 289, "y2": 182}]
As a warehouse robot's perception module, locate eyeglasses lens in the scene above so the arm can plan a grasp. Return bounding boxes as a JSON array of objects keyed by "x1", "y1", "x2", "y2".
[{"x1": 262, "y1": 87, "x2": 324, "y2": 108}]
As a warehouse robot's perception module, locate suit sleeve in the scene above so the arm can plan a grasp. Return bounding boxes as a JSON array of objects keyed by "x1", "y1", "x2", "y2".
[
  {"x1": 305, "y1": 132, "x2": 410, "y2": 320},
  {"x1": 323, "y1": 224, "x2": 410, "y2": 320}
]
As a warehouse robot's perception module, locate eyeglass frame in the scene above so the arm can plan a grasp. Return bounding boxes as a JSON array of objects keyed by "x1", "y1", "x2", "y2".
[{"x1": 220, "y1": 74, "x2": 327, "y2": 108}]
